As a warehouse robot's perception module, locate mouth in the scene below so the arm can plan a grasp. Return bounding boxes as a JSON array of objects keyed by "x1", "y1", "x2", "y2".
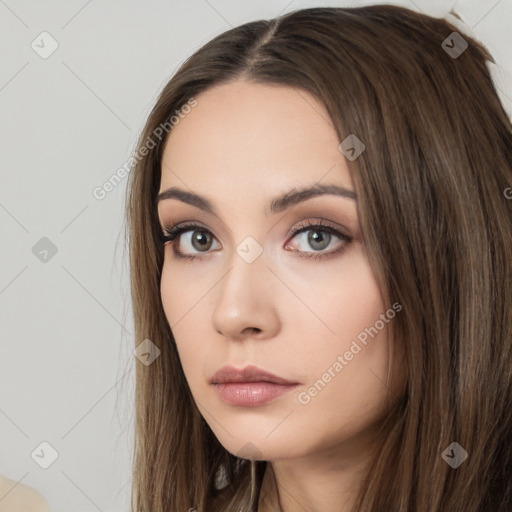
[
  {"x1": 209, "y1": 364, "x2": 299, "y2": 385},
  {"x1": 212, "y1": 381, "x2": 301, "y2": 407},
  {"x1": 209, "y1": 364, "x2": 300, "y2": 407}
]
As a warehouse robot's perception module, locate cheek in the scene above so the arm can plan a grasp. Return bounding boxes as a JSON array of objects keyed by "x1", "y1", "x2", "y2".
[
  {"x1": 285, "y1": 248, "x2": 386, "y2": 363},
  {"x1": 160, "y1": 262, "x2": 178, "y2": 331},
  {"x1": 159, "y1": 253, "x2": 211, "y2": 329},
  {"x1": 288, "y1": 253, "x2": 394, "y2": 418},
  {"x1": 159, "y1": 258, "x2": 219, "y2": 382},
  {"x1": 159, "y1": 261, "x2": 198, "y2": 362}
]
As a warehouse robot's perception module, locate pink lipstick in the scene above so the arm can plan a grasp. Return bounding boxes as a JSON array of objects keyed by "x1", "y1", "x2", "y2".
[{"x1": 210, "y1": 364, "x2": 300, "y2": 407}]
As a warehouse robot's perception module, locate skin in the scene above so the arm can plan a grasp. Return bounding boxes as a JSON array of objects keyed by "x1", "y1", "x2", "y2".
[
  {"x1": 158, "y1": 80, "x2": 405, "y2": 512},
  {"x1": 0, "y1": 473, "x2": 50, "y2": 512}
]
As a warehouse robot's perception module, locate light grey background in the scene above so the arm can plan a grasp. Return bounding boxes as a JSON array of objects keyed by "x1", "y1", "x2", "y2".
[{"x1": 1, "y1": 0, "x2": 510, "y2": 511}]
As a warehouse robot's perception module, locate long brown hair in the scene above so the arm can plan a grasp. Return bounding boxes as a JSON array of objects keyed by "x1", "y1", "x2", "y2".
[{"x1": 125, "y1": 5, "x2": 512, "y2": 511}]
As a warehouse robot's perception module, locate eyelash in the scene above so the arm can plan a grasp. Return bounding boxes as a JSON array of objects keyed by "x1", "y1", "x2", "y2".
[{"x1": 158, "y1": 219, "x2": 352, "y2": 262}]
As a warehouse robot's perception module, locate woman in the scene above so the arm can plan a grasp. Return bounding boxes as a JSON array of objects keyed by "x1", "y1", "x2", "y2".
[{"x1": 125, "y1": 5, "x2": 512, "y2": 511}]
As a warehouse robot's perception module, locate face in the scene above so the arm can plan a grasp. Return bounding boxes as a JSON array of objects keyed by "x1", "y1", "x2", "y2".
[{"x1": 157, "y1": 80, "x2": 403, "y2": 462}]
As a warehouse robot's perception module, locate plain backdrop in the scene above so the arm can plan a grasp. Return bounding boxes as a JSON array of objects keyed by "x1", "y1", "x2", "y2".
[{"x1": 1, "y1": 0, "x2": 511, "y2": 510}]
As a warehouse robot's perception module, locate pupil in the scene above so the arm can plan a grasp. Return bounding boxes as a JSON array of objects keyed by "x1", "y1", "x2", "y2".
[
  {"x1": 309, "y1": 230, "x2": 330, "y2": 250},
  {"x1": 193, "y1": 231, "x2": 210, "y2": 250}
]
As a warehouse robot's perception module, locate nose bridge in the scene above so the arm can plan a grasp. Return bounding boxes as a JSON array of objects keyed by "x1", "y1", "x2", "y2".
[
  {"x1": 212, "y1": 236, "x2": 277, "y2": 338},
  {"x1": 220, "y1": 235, "x2": 268, "y2": 306}
]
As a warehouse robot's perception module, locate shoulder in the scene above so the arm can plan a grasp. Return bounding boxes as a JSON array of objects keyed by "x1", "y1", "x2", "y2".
[{"x1": 0, "y1": 474, "x2": 51, "y2": 512}]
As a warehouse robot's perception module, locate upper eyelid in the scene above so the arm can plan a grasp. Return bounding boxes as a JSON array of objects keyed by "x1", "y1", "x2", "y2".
[
  {"x1": 157, "y1": 195, "x2": 358, "y2": 234},
  {"x1": 161, "y1": 219, "x2": 351, "y2": 241}
]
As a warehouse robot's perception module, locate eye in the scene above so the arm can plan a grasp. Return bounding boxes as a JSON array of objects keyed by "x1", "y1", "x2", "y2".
[
  {"x1": 283, "y1": 219, "x2": 352, "y2": 261},
  {"x1": 159, "y1": 219, "x2": 352, "y2": 262},
  {"x1": 159, "y1": 221, "x2": 219, "y2": 261}
]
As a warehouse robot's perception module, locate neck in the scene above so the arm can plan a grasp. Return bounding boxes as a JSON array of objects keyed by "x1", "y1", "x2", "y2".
[{"x1": 257, "y1": 430, "x2": 377, "y2": 512}]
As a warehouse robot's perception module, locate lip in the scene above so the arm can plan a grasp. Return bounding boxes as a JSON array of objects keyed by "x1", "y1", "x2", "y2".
[
  {"x1": 210, "y1": 364, "x2": 298, "y2": 385},
  {"x1": 214, "y1": 382, "x2": 300, "y2": 406},
  {"x1": 210, "y1": 364, "x2": 300, "y2": 407}
]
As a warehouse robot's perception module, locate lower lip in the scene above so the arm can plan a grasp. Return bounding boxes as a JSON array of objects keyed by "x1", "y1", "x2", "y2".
[{"x1": 213, "y1": 382, "x2": 300, "y2": 406}]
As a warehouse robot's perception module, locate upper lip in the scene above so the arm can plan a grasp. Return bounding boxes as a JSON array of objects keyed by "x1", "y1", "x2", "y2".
[{"x1": 210, "y1": 364, "x2": 299, "y2": 385}]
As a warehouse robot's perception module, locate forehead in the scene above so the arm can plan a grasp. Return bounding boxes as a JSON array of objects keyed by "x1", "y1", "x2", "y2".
[{"x1": 160, "y1": 80, "x2": 353, "y2": 199}]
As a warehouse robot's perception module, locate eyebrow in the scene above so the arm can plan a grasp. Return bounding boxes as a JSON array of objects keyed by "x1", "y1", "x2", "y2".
[{"x1": 156, "y1": 183, "x2": 357, "y2": 216}]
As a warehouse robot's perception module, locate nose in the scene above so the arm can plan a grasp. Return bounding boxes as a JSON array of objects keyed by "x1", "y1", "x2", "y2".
[{"x1": 211, "y1": 249, "x2": 280, "y2": 342}]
